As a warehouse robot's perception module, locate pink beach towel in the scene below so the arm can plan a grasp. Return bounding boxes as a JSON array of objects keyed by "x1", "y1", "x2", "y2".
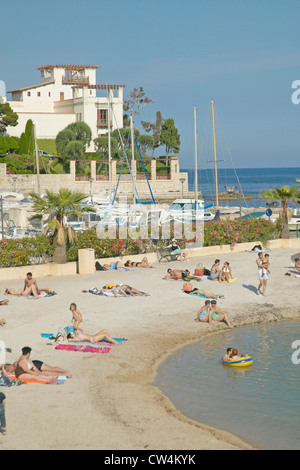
[{"x1": 55, "y1": 344, "x2": 111, "y2": 353}]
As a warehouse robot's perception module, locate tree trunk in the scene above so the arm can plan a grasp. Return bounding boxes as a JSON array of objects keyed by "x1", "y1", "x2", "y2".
[
  {"x1": 281, "y1": 222, "x2": 290, "y2": 239},
  {"x1": 281, "y1": 202, "x2": 290, "y2": 239},
  {"x1": 53, "y1": 242, "x2": 67, "y2": 264}
]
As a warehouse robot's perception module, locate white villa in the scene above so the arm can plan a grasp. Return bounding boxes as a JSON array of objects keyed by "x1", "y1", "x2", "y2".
[{"x1": 5, "y1": 64, "x2": 124, "y2": 151}]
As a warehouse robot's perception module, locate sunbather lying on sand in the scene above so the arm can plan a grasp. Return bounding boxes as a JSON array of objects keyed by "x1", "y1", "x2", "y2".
[
  {"x1": 102, "y1": 284, "x2": 149, "y2": 297},
  {"x1": 2, "y1": 360, "x2": 72, "y2": 379},
  {"x1": 124, "y1": 256, "x2": 153, "y2": 268},
  {"x1": 0, "y1": 319, "x2": 6, "y2": 326},
  {"x1": 5, "y1": 286, "x2": 55, "y2": 299},
  {"x1": 5, "y1": 286, "x2": 40, "y2": 299},
  {"x1": 184, "y1": 288, "x2": 225, "y2": 299},
  {"x1": 121, "y1": 285, "x2": 150, "y2": 296},
  {"x1": 163, "y1": 268, "x2": 202, "y2": 281},
  {"x1": 102, "y1": 261, "x2": 130, "y2": 271},
  {"x1": 67, "y1": 329, "x2": 118, "y2": 345}
]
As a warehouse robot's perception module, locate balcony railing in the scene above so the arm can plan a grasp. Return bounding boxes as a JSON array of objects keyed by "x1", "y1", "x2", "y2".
[{"x1": 62, "y1": 77, "x2": 89, "y2": 84}]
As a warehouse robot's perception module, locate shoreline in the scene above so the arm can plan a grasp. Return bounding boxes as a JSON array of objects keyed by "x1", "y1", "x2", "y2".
[{"x1": 0, "y1": 247, "x2": 300, "y2": 450}]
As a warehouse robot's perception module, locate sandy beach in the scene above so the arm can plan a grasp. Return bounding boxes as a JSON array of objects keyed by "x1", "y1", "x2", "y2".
[{"x1": 0, "y1": 246, "x2": 299, "y2": 450}]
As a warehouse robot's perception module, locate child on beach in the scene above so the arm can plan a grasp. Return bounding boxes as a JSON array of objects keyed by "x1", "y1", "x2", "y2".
[{"x1": 70, "y1": 303, "x2": 83, "y2": 334}]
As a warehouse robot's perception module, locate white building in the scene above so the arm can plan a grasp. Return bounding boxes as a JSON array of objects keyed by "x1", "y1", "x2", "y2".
[{"x1": 6, "y1": 64, "x2": 124, "y2": 150}]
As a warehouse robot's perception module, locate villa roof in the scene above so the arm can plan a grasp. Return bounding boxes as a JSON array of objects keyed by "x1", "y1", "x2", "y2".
[
  {"x1": 36, "y1": 64, "x2": 100, "y2": 71},
  {"x1": 7, "y1": 81, "x2": 55, "y2": 93}
]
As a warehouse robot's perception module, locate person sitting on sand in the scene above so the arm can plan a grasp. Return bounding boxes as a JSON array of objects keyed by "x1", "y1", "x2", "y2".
[
  {"x1": 14, "y1": 347, "x2": 58, "y2": 383},
  {"x1": 167, "y1": 239, "x2": 188, "y2": 262},
  {"x1": 222, "y1": 348, "x2": 234, "y2": 362},
  {"x1": 24, "y1": 272, "x2": 56, "y2": 296},
  {"x1": 220, "y1": 262, "x2": 233, "y2": 283},
  {"x1": 208, "y1": 300, "x2": 234, "y2": 329},
  {"x1": 194, "y1": 300, "x2": 212, "y2": 323},
  {"x1": 184, "y1": 287, "x2": 224, "y2": 299},
  {"x1": 210, "y1": 259, "x2": 221, "y2": 281},
  {"x1": 164, "y1": 268, "x2": 201, "y2": 281},
  {"x1": 0, "y1": 319, "x2": 6, "y2": 326},
  {"x1": 67, "y1": 329, "x2": 117, "y2": 345},
  {"x1": 70, "y1": 303, "x2": 83, "y2": 333},
  {"x1": 124, "y1": 256, "x2": 153, "y2": 268}
]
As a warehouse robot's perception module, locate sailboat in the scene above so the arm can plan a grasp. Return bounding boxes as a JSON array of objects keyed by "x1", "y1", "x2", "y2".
[{"x1": 159, "y1": 107, "x2": 207, "y2": 225}]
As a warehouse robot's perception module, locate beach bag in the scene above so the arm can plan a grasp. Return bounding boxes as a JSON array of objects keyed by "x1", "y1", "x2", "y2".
[
  {"x1": 183, "y1": 283, "x2": 193, "y2": 292},
  {"x1": 194, "y1": 263, "x2": 204, "y2": 276}
]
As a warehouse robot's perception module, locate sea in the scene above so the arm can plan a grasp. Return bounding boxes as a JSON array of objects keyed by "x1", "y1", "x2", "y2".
[
  {"x1": 155, "y1": 320, "x2": 300, "y2": 450},
  {"x1": 183, "y1": 167, "x2": 300, "y2": 209}
]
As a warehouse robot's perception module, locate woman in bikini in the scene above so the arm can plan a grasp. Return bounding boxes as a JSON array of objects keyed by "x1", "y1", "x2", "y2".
[
  {"x1": 67, "y1": 329, "x2": 118, "y2": 344},
  {"x1": 124, "y1": 257, "x2": 153, "y2": 268}
]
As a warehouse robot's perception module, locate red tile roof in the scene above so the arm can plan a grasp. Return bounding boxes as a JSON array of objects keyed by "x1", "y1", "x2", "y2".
[{"x1": 37, "y1": 64, "x2": 100, "y2": 70}]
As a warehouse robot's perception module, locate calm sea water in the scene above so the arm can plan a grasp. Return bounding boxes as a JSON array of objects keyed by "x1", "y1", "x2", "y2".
[
  {"x1": 183, "y1": 167, "x2": 300, "y2": 208},
  {"x1": 155, "y1": 320, "x2": 300, "y2": 450}
]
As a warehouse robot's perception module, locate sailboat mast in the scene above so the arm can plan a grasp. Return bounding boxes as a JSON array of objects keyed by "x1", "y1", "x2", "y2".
[
  {"x1": 34, "y1": 123, "x2": 41, "y2": 195},
  {"x1": 130, "y1": 115, "x2": 136, "y2": 203},
  {"x1": 211, "y1": 100, "x2": 219, "y2": 210},
  {"x1": 107, "y1": 93, "x2": 112, "y2": 203},
  {"x1": 194, "y1": 107, "x2": 198, "y2": 208}
]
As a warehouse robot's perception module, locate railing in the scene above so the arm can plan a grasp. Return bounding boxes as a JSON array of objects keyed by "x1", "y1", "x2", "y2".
[
  {"x1": 62, "y1": 77, "x2": 89, "y2": 84},
  {"x1": 75, "y1": 174, "x2": 91, "y2": 181},
  {"x1": 156, "y1": 174, "x2": 171, "y2": 180},
  {"x1": 96, "y1": 175, "x2": 109, "y2": 180},
  {"x1": 136, "y1": 174, "x2": 152, "y2": 180}
]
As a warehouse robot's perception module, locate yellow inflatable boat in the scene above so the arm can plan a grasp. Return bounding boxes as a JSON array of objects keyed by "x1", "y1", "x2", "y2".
[{"x1": 223, "y1": 355, "x2": 253, "y2": 367}]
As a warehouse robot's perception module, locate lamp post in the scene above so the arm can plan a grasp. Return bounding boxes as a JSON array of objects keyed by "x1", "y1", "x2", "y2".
[
  {"x1": 89, "y1": 177, "x2": 94, "y2": 204},
  {"x1": 179, "y1": 177, "x2": 186, "y2": 198}
]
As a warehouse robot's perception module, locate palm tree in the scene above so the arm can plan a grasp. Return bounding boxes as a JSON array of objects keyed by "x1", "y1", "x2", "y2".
[
  {"x1": 29, "y1": 188, "x2": 96, "y2": 263},
  {"x1": 260, "y1": 185, "x2": 300, "y2": 239}
]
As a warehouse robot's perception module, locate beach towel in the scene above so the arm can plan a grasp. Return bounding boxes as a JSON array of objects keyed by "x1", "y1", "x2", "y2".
[
  {"x1": 55, "y1": 344, "x2": 111, "y2": 353},
  {"x1": 7, "y1": 375, "x2": 66, "y2": 385}
]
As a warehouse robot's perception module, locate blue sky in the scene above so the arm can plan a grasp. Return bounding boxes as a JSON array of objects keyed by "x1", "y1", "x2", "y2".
[{"x1": 1, "y1": 0, "x2": 300, "y2": 169}]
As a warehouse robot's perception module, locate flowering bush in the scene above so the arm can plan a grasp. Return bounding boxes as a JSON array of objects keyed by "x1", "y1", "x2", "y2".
[
  {"x1": 0, "y1": 218, "x2": 278, "y2": 267},
  {"x1": 203, "y1": 218, "x2": 277, "y2": 247},
  {"x1": 0, "y1": 235, "x2": 54, "y2": 267},
  {"x1": 66, "y1": 228, "x2": 154, "y2": 261}
]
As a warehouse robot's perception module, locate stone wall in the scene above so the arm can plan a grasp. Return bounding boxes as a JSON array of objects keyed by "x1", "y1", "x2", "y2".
[{"x1": 1, "y1": 158, "x2": 189, "y2": 198}]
